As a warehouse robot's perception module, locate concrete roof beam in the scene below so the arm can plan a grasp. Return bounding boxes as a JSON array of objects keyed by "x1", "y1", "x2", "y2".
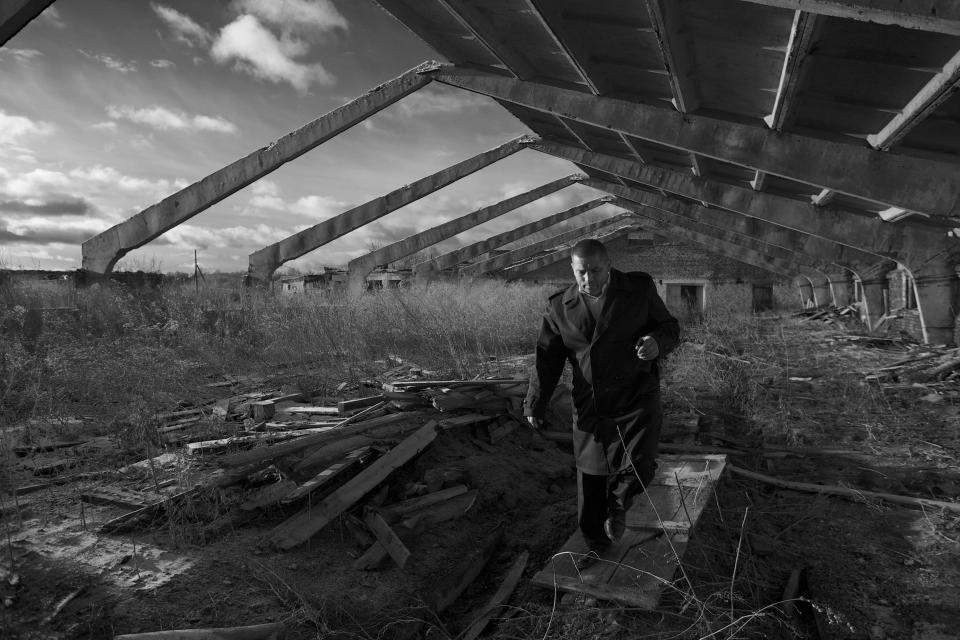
[
  {"x1": 462, "y1": 213, "x2": 633, "y2": 276},
  {"x1": 429, "y1": 65, "x2": 960, "y2": 219},
  {"x1": 345, "y1": 173, "x2": 583, "y2": 293},
  {"x1": 247, "y1": 136, "x2": 533, "y2": 283},
  {"x1": 416, "y1": 195, "x2": 612, "y2": 273},
  {"x1": 82, "y1": 63, "x2": 436, "y2": 274},
  {"x1": 735, "y1": 1, "x2": 960, "y2": 36},
  {"x1": 1, "y1": 0, "x2": 55, "y2": 46},
  {"x1": 502, "y1": 227, "x2": 630, "y2": 278},
  {"x1": 531, "y1": 140, "x2": 954, "y2": 265}
]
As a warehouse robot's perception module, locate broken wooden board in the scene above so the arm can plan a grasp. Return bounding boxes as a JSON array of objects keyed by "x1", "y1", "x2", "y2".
[
  {"x1": 21, "y1": 457, "x2": 78, "y2": 476},
  {"x1": 384, "y1": 379, "x2": 527, "y2": 392},
  {"x1": 626, "y1": 455, "x2": 726, "y2": 530},
  {"x1": 114, "y1": 622, "x2": 285, "y2": 640},
  {"x1": 379, "y1": 485, "x2": 468, "y2": 521},
  {"x1": 530, "y1": 454, "x2": 724, "y2": 608},
  {"x1": 338, "y1": 395, "x2": 385, "y2": 414},
  {"x1": 80, "y1": 487, "x2": 151, "y2": 511},
  {"x1": 354, "y1": 489, "x2": 479, "y2": 570},
  {"x1": 218, "y1": 411, "x2": 424, "y2": 469},
  {"x1": 267, "y1": 421, "x2": 438, "y2": 549},
  {"x1": 460, "y1": 550, "x2": 529, "y2": 640},
  {"x1": 364, "y1": 510, "x2": 411, "y2": 568},
  {"x1": 281, "y1": 406, "x2": 340, "y2": 416},
  {"x1": 12, "y1": 440, "x2": 87, "y2": 457},
  {"x1": 281, "y1": 447, "x2": 377, "y2": 505},
  {"x1": 185, "y1": 431, "x2": 305, "y2": 456}
]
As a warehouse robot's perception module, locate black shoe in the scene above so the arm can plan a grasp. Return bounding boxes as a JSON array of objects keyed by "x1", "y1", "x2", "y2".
[
  {"x1": 581, "y1": 533, "x2": 611, "y2": 554},
  {"x1": 575, "y1": 534, "x2": 610, "y2": 571},
  {"x1": 604, "y1": 509, "x2": 626, "y2": 542}
]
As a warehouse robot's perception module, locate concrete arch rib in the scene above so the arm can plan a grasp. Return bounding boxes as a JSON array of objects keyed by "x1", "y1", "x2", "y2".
[{"x1": 81, "y1": 63, "x2": 436, "y2": 275}]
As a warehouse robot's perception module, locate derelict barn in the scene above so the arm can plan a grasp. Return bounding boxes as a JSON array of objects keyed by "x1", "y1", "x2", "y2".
[
  {"x1": 5, "y1": 1, "x2": 960, "y2": 637},
  {"x1": 3, "y1": 0, "x2": 944, "y2": 342}
]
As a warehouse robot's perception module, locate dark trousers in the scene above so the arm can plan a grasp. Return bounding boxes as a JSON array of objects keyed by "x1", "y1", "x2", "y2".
[{"x1": 577, "y1": 456, "x2": 657, "y2": 542}]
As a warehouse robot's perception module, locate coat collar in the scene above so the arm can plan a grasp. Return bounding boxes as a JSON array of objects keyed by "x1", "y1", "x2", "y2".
[
  {"x1": 561, "y1": 268, "x2": 629, "y2": 306},
  {"x1": 561, "y1": 268, "x2": 628, "y2": 342}
]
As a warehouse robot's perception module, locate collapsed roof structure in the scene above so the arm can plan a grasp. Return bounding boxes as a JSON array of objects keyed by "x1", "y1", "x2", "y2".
[{"x1": 5, "y1": 0, "x2": 960, "y2": 342}]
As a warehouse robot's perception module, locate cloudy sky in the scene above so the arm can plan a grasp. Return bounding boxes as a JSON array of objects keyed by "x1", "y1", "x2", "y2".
[{"x1": 0, "y1": 0, "x2": 619, "y2": 273}]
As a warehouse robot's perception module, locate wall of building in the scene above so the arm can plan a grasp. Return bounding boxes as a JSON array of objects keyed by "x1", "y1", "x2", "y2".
[{"x1": 514, "y1": 236, "x2": 787, "y2": 315}]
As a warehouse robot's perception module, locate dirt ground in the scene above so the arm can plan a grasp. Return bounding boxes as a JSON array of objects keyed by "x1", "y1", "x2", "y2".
[{"x1": 1, "y1": 316, "x2": 959, "y2": 640}]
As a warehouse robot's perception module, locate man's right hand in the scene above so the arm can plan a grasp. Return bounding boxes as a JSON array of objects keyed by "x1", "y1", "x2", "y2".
[{"x1": 527, "y1": 416, "x2": 542, "y2": 430}]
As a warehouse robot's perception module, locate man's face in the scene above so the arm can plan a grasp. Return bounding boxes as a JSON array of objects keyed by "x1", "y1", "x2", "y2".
[{"x1": 571, "y1": 254, "x2": 611, "y2": 296}]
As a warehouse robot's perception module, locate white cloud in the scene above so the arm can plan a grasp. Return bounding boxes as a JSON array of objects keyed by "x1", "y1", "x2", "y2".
[
  {"x1": 68, "y1": 165, "x2": 182, "y2": 194},
  {"x1": 0, "y1": 111, "x2": 55, "y2": 145},
  {"x1": 231, "y1": 0, "x2": 348, "y2": 37},
  {"x1": 252, "y1": 179, "x2": 279, "y2": 196},
  {"x1": 1, "y1": 169, "x2": 71, "y2": 197},
  {"x1": 211, "y1": 15, "x2": 334, "y2": 93},
  {"x1": 394, "y1": 86, "x2": 493, "y2": 118},
  {"x1": 152, "y1": 4, "x2": 212, "y2": 47},
  {"x1": 249, "y1": 194, "x2": 286, "y2": 210},
  {"x1": 106, "y1": 105, "x2": 239, "y2": 134},
  {"x1": 163, "y1": 223, "x2": 293, "y2": 251},
  {"x1": 150, "y1": 59, "x2": 176, "y2": 69},
  {"x1": 289, "y1": 194, "x2": 346, "y2": 218},
  {"x1": 0, "y1": 47, "x2": 43, "y2": 61},
  {"x1": 39, "y1": 6, "x2": 65, "y2": 29},
  {"x1": 0, "y1": 165, "x2": 184, "y2": 209},
  {"x1": 91, "y1": 121, "x2": 118, "y2": 132},
  {"x1": 242, "y1": 181, "x2": 346, "y2": 218},
  {"x1": 79, "y1": 50, "x2": 137, "y2": 73}
]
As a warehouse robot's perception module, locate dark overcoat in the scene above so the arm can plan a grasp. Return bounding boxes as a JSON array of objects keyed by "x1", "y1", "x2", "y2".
[{"x1": 524, "y1": 269, "x2": 680, "y2": 475}]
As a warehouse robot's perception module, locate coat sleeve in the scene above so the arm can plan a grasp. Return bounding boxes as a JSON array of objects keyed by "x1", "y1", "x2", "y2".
[
  {"x1": 524, "y1": 301, "x2": 567, "y2": 418},
  {"x1": 645, "y1": 283, "x2": 680, "y2": 357}
]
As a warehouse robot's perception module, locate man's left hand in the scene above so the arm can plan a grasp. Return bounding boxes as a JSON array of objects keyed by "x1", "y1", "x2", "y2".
[{"x1": 636, "y1": 335, "x2": 659, "y2": 360}]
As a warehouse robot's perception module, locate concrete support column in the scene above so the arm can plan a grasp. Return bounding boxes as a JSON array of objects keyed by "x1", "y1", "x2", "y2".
[
  {"x1": 860, "y1": 272, "x2": 892, "y2": 332},
  {"x1": 827, "y1": 270, "x2": 851, "y2": 307},
  {"x1": 795, "y1": 276, "x2": 814, "y2": 308},
  {"x1": 805, "y1": 271, "x2": 831, "y2": 307},
  {"x1": 912, "y1": 260, "x2": 957, "y2": 345}
]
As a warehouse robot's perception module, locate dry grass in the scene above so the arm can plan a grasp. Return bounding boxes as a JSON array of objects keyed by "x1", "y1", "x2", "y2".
[{"x1": 2, "y1": 276, "x2": 813, "y2": 639}]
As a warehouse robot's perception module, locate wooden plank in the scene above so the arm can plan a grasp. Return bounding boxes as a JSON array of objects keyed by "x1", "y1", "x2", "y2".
[
  {"x1": 292, "y1": 436, "x2": 381, "y2": 477},
  {"x1": 337, "y1": 395, "x2": 385, "y2": 414},
  {"x1": 384, "y1": 379, "x2": 528, "y2": 392},
  {"x1": 427, "y1": 529, "x2": 503, "y2": 613},
  {"x1": 401, "y1": 489, "x2": 477, "y2": 528},
  {"x1": 99, "y1": 487, "x2": 200, "y2": 534},
  {"x1": 80, "y1": 487, "x2": 150, "y2": 511},
  {"x1": 185, "y1": 431, "x2": 305, "y2": 456},
  {"x1": 22, "y1": 457, "x2": 77, "y2": 476},
  {"x1": 437, "y1": 413, "x2": 498, "y2": 429},
  {"x1": 239, "y1": 480, "x2": 299, "y2": 512},
  {"x1": 460, "y1": 551, "x2": 529, "y2": 640},
  {"x1": 113, "y1": 622, "x2": 285, "y2": 640},
  {"x1": 281, "y1": 406, "x2": 340, "y2": 415},
  {"x1": 281, "y1": 447, "x2": 376, "y2": 504},
  {"x1": 354, "y1": 489, "x2": 479, "y2": 571},
  {"x1": 268, "y1": 422, "x2": 438, "y2": 549},
  {"x1": 12, "y1": 440, "x2": 87, "y2": 457},
  {"x1": 364, "y1": 510, "x2": 411, "y2": 568},
  {"x1": 379, "y1": 485, "x2": 468, "y2": 520},
  {"x1": 218, "y1": 411, "x2": 423, "y2": 469},
  {"x1": 530, "y1": 454, "x2": 723, "y2": 608},
  {"x1": 607, "y1": 532, "x2": 688, "y2": 603}
]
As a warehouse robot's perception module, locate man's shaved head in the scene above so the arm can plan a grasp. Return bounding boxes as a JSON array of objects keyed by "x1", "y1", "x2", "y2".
[
  {"x1": 571, "y1": 239, "x2": 611, "y2": 296},
  {"x1": 571, "y1": 239, "x2": 609, "y2": 262}
]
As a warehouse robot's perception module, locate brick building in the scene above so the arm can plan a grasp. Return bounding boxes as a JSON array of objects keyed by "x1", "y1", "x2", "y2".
[{"x1": 512, "y1": 233, "x2": 791, "y2": 317}]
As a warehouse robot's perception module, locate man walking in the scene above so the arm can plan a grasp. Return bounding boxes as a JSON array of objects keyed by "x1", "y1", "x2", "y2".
[{"x1": 524, "y1": 239, "x2": 679, "y2": 557}]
